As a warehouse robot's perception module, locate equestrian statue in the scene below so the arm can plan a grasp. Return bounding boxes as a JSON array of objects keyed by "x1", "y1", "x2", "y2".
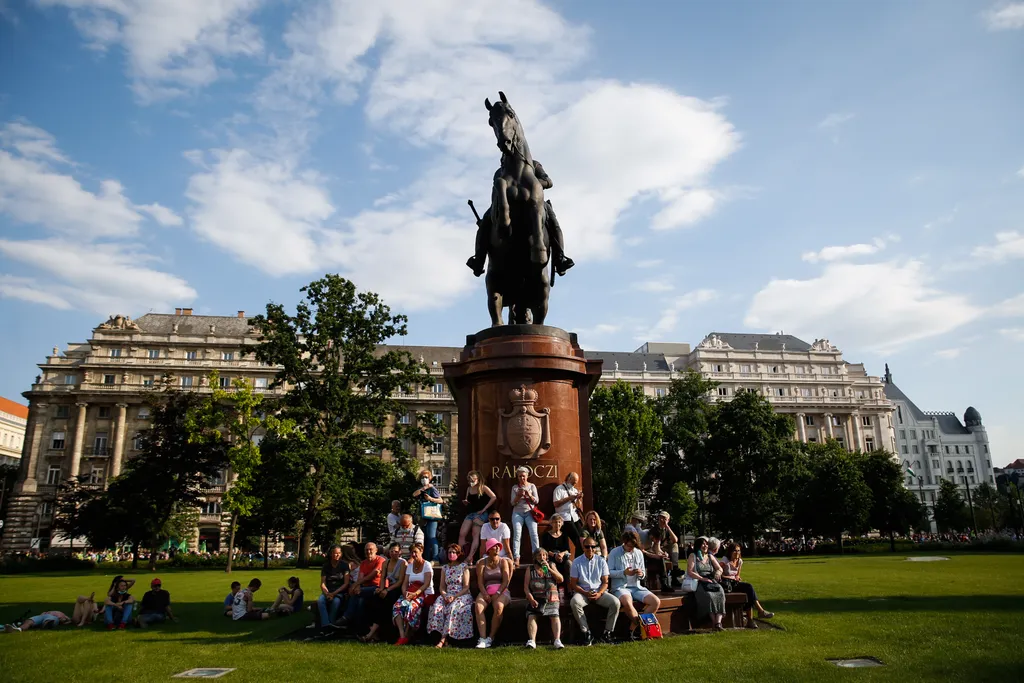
[{"x1": 466, "y1": 91, "x2": 574, "y2": 326}]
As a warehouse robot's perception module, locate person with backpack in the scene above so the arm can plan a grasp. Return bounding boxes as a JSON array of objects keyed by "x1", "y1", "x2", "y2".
[{"x1": 608, "y1": 530, "x2": 662, "y2": 640}]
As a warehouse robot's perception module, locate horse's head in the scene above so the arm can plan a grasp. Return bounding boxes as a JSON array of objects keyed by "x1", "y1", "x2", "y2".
[{"x1": 484, "y1": 91, "x2": 521, "y2": 157}]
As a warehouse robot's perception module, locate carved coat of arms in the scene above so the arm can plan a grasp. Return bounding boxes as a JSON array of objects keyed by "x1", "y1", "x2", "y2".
[{"x1": 497, "y1": 384, "x2": 551, "y2": 460}]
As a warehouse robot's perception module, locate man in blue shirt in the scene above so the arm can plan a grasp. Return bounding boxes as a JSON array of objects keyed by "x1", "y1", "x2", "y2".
[
  {"x1": 608, "y1": 530, "x2": 661, "y2": 638},
  {"x1": 569, "y1": 537, "x2": 620, "y2": 644}
]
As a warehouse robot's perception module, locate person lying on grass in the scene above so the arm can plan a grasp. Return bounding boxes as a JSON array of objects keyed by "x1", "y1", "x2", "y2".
[
  {"x1": 232, "y1": 578, "x2": 269, "y2": 621},
  {"x1": 3, "y1": 611, "x2": 71, "y2": 632},
  {"x1": 137, "y1": 578, "x2": 176, "y2": 628},
  {"x1": 224, "y1": 581, "x2": 241, "y2": 617}
]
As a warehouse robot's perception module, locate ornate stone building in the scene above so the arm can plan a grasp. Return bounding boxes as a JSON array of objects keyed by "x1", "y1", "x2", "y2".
[
  {"x1": 0, "y1": 397, "x2": 28, "y2": 468},
  {"x1": 882, "y1": 365, "x2": 995, "y2": 530}
]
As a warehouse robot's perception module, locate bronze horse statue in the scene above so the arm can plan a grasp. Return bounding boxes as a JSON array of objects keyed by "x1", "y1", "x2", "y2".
[{"x1": 466, "y1": 91, "x2": 573, "y2": 326}]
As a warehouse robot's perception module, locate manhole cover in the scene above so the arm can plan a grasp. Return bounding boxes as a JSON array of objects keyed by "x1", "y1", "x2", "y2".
[
  {"x1": 867, "y1": 598, "x2": 887, "y2": 602},
  {"x1": 828, "y1": 658, "x2": 884, "y2": 668},
  {"x1": 173, "y1": 669, "x2": 236, "y2": 679},
  {"x1": 906, "y1": 557, "x2": 949, "y2": 562}
]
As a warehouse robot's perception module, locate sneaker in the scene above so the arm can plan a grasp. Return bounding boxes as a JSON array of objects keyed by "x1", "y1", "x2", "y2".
[
  {"x1": 118, "y1": 623, "x2": 127, "y2": 630},
  {"x1": 524, "y1": 639, "x2": 536, "y2": 649},
  {"x1": 759, "y1": 611, "x2": 775, "y2": 619},
  {"x1": 3, "y1": 624, "x2": 21, "y2": 633},
  {"x1": 552, "y1": 639, "x2": 565, "y2": 650},
  {"x1": 580, "y1": 631, "x2": 594, "y2": 647},
  {"x1": 106, "y1": 624, "x2": 115, "y2": 631},
  {"x1": 601, "y1": 630, "x2": 615, "y2": 644},
  {"x1": 476, "y1": 637, "x2": 492, "y2": 649},
  {"x1": 395, "y1": 637, "x2": 409, "y2": 646}
]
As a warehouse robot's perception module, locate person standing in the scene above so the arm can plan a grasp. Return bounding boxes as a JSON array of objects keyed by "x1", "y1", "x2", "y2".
[
  {"x1": 568, "y1": 538, "x2": 619, "y2": 645},
  {"x1": 510, "y1": 466, "x2": 540, "y2": 567},
  {"x1": 655, "y1": 511, "x2": 681, "y2": 588},
  {"x1": 552, "y1": 471, "x2": 584, "y2": 553},
  {"x1": 412, "y1": 469, "x2": 444, "y2": 562},
  {"x1": 137, "y1": 578, "x2": 175, "y2": 628},
  {"x1": 387, "y1": 500, "x2": 402, "y2": 539}
]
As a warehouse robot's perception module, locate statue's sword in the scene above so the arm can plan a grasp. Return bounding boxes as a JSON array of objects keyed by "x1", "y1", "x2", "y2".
[{"x1": 467, "y1": 199, "x2": 481, "y2": 222}]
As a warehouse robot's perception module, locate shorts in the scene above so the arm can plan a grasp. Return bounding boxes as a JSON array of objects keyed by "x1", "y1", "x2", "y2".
[
  {"x1": 138, "y1": 613, "x2": 166, "y2": 625},
  {"x1": 526, "y1": 599, "x2": 560, "y2": 618},
  {"x1": 28, "y1": 614, "x2": 61, "y2": 628},
  {"x1": 234, "y1": 611, "x2": 263, "y2": 621},
  {"x1": 466, "y1": 511, "x2": 489, "y2": 523},
  {"x1": 614, "y1": 585, "x2": 654, "y2": 603}
]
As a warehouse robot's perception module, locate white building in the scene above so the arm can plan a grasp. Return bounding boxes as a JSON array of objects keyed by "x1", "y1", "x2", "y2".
[
  {"x1": 882, "y1": 365, "x2": 995, "y2": 529},
  {"x1": 0, "y1": 397, "x2": 28, "y2": 468}
]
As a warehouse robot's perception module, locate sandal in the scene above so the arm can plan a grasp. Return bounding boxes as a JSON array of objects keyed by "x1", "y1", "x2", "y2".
[
  {"x1": 358, "y1": 634, "x2": 380, "y2": 644},
  {"x1": 758, "y1": 611, "x2": 775, "y2": 619}
]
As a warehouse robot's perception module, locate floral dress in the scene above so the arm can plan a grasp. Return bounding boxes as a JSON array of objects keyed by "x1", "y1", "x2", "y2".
[
  {"x1": 426, "y1": 562, "x2": 475, "y2": 639},
  {"x1": 392, "y1": 560, "x2": 432, "y2": 629}
]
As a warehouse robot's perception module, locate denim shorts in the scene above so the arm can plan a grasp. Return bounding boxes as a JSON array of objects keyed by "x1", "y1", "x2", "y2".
[{"x1": 466, "y1": 511, "x2": 489, "y2": 523}]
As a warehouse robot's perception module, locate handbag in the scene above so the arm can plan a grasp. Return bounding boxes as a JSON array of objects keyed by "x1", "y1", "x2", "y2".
[
  {"x1": 529, "y1": 504, "x2": 546, "y2": 523},
  {"x1": 703, "y1": 581, "x2": 722, "y2": 593},
  {"x1": 421, "y1": 501, "x2": 443, "y2": 520}
]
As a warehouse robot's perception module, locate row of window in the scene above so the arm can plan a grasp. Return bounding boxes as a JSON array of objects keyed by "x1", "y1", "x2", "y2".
[
  {"x1": 45, "y1": 464, "x2": 105, "y2": 486},
  {"x1": 108, "y1": 348, "x2": 240, "y2": 361},
  {"x1": 52, "y1": 405, "x2": 151, "y2": 420},
  {"x1": 710, "y1": 364, "x2": 841, "y2": 375},
  {"x1": 1, "y1": 431, "x2": 23, "y2": 449}
]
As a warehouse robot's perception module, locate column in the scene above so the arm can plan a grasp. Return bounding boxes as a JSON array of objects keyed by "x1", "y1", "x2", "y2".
[
  {"x1": 16, "y1": 403, "x2": 47, "y2": 493},
  {"x1": 853, "y1": 412, "x2": 864, "y2": 452},
  {"x1": 825, "y1": 413, "x2": 834, "y2": 439},
  {"x1": 796, "y1": 413, "x2": 807, "y2": 442},
  {"x1": 68, "y1": 402, "x2": 88, "y2": 481},
  {"x1": 110, "y1": 403, "x2": 128, "y2": 478}
]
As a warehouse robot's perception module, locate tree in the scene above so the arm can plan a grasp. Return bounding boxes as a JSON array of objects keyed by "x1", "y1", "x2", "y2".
[
  {"x1": 211, "y1": 373, "x2": 296, "y2": 573},
  {"x1": 249, "y1": 274, "x2": 439, "y2": 566},
  {"x1": 236, "y1": 433, "x2": 307, "y2": 569},
  {"x1": 971, "y1": 482, "x2": 1001, "y2": 531},
  {"x1": 932, "y1": 479, "x2": 970, "y2": 533},
  {"x1": 590, "y1": 380, "x2": 663, "y2": 540},
  {"x1": 649, "y1": 371, "x2": 718, "y2": 534},
  {"x1": 662, "y1": 481, "x2": 698, "y2": 537},
  {"x1": 50, "y1": 478, "x2": 98, "y2": 554},
  {"x1": 707, "y1": 389, "x2": 801, "y2": 550},
  {"x1": 794, "y1": 441, "x2": 872, "y2": 553},
  {"x1": 857, "y1": 450, "x2": 929, "y2": 550},
  {"x1": 79, "y1": 387, "x2": 229, "y2": 569}
]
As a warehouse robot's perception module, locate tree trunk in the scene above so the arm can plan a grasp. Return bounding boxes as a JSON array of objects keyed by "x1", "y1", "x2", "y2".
[
  {"x1": 838, "y1": 533, "x2": 844, "y2": 555},
  {"x1": 889, "y1": 530, "x2": 895, "y2": 553},
  {"x1": 148, "y1": 535, "x2": 159, "y2": 571},
  {"x1": 226, "y1": 511, "x2": 239, "y2": 574},
  {"x1": 263, "y1": 532, "x2": 269, "y2": 570},
  {"x1": 131, "y1": 541, "x2": 140, "y2": 569},
  {"x1": 297, "y1": 473, "x2": 324, "y2": 568}
]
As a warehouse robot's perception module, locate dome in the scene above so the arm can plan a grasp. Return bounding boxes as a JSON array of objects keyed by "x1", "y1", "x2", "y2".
[{"x1": 964, "y1": 406, "x2": 982, "y2": 427}]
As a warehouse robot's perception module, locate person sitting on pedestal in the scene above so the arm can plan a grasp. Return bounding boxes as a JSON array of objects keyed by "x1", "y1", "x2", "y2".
[
  {"x1": 339, "y1": 542, "x2": 385, "y2": 630},
  {"x1": 360, "y1": 543, "x2": 407, "y2": 644},
  {"x1": 479, "y1": 510, "x2": 513, "y2": 565},
  {"x1": 474, "y1": 538, "x2": 512, "y2": 649},
  {"x1": 608, "y1": 530, "x2": 661, "y2": 639},
  {"x1": 524, "y1": 548, "x2": 564, "y2": 650},
  {"x1": 427, "y1": 544, "x2": 475, "y2": 648},
  {"x1": 392, "y1": 514, "x2": 425, "y2": 560},
  {"x1": 459, "y1": 470, "x2": 497, "y2": 561},
  {"x1": 720, "y1": 542, "x2": 774, "y2": 628},
  {"x1": 655, "y1": 511, "x2": 681, "y2": 588},
  {"x1": 317, "y1": 546, "x2": 350, "y2": 630},
  {"x1": 684, "y1": 537, "x2": 726, "y2": 632},
  {"x1": 510, "y1": 466, "x2": 540, "y2": 568},
  {"x1": 569, "y1": 538, "x2": 619, "y2": 645},
  {"x1": 581, "y1": 510, "x2": 609, "y2": 558},
  {"x1": 391, "y1": 542, "x2": 434, "y2": 645},
  {"x1": 541, "y1": 513, "x2": 573, "y2": 591}
]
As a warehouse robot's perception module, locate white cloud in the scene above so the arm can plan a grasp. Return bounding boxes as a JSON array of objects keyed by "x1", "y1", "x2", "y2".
[
  {"x1": 971, "y1": 231, "x2": 1024, "y2": 262},
  {"x1": 631, "y1": 278, "x2": 674, "y2": 293},
  {"x1": 801, "y1": 236, "x2": 893, "y2": 263},
  {"x1": 1017, "y1": 165, "x2": 1024, "y2": 178},
  {"x1": 984, "y1": 3, "x2": 1024, "y2": 30},
  {"x1": 993, "y1": 293, "x2": 1024, "y2": 317},
  {"x1": 0, "y1": 120, "x2": 195, "y2": 313},
  {"x1": 818, "y1": 112, "x2": 856, "y2": 129},
  {"x1": 37, "y1": 0, "x2": 264, "y2": 101},
  {"x1": 650, "y1": 188, "x2": 718, "y2": 230},
  {"x1": 934, "y1": 348, "x2": 962, "y2": 360},
  {"x1": 638, "y1": 289, "x2": 718, "y2": 340},
  {"x1": 745, "y1": 260, "x2": 981, "y2": 352},
  {"x1": 1000, "y1": 328, "x2": 1024, "y2": 342}
]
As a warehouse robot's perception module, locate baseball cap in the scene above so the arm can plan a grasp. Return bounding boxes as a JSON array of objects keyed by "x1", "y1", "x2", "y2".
[{"x1": 151, "y1": 578, "x2": 162, "y2": 586}]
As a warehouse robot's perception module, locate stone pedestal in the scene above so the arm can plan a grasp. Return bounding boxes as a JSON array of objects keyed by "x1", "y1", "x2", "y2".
[{"x1": 443, "y1": 325, "x2": 603, "y2": 534}]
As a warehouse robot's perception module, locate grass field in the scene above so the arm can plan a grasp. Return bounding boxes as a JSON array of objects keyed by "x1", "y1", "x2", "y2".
[{"x1": 1, "y1": 553, "x2": 1022, "y2": 682}]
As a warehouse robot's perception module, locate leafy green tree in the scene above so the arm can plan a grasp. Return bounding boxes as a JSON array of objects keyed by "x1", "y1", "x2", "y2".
[
  {"x1": 650, "y1": 371, "x2": 718, "y2": 534},
  {"x1": 590, "y1": 380, "x2": 663, "y2": 540},
  {"x1": 707, "y1": 389, "x2": 801, "y2": 549},
  {"x1": 933, "y1": 479, "x2": 970, "y2": 532},
  {"x1": 857, "y1": 450, "x2": 930, "y2": 550},
  {"x1": 794, "y1": 440, "x2": 872, "y2": 553},
  {"x1": 249, "y1": 274, "x2": 438, "y2": 566},
  {"x1": 662, "y1": 481, "x2": 698, "y2": 537},
  {"x1": 50, "y1": 478, "x2": 98, "y2": 554},
  {"x1": 972, "y1": 482, "x2": 1002, "y2": 530}
]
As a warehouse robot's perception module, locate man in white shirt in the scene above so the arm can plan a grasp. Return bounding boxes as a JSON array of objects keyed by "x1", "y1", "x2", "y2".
[
  {"x1": 552, "y1": 471, "x2": 584, "y2": 553},
  {"x1": 386, "y1": 500, "x2": 401, "y2": 538},
  {"x1": 478, "y1": 510, "x2": 512, "y2": 564}
]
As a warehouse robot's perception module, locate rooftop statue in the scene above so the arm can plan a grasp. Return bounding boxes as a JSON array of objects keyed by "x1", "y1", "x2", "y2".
[
  {"x1": 97, "y1": 314, "x2": 140, "y2": 331},
  {"x1": 466, "y1": 91, "x2": 573, "y2": 326}
]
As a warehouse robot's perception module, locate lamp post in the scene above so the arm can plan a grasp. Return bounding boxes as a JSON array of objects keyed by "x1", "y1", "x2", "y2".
[{"x1": 961, "y1": 476, "x2": 978, "y2": 535}]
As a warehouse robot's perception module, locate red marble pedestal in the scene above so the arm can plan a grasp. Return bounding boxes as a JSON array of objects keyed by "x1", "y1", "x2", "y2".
[{"x1": 443, "y1": 325, "x2": 603, "y2": 543}]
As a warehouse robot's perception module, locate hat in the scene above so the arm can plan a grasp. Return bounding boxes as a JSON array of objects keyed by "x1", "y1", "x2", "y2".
[
  {"x1": 484, "y1": 538, "x2": 502, "y2": 553},
  {"x1": 657, "y1": 511, "x2": 670, "y2": 520},
  {"x1": 151, "y1": 578, "x2": 162, "y2": 586},
  {"x1": 630, "y1": 511, "x2": 646, "y2": 522}
]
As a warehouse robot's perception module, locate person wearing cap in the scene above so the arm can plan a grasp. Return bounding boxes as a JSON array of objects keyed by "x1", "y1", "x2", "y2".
[
  {"x1": 137, "y1": 578, "x2": 175, "y2": 628},
  {"x1": 473, "y1": 537, "x2": 511, "y2": 648},
  {"x1": 569, "y1": 535, "x2": 619, "y2": 645}
]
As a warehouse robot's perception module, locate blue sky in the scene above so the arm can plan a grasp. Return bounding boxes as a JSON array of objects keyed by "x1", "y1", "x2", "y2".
[{"x1": 1, "y1": 0, "x2": 1022, "y2": 461}]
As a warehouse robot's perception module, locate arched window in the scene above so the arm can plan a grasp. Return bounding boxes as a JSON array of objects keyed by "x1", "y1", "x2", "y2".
[
  {"x1": 903, "y1": 460, "x2": 910, "y2": 469},
  {"x1": 914, "y1": 460, "x2": 920, "y2": 469}
]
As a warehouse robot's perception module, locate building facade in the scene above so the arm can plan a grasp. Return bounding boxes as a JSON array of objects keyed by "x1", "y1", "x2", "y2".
[
  {"x1": 0, "y1": 397, "x2": 28, "y2": 468},
  {"x1": 882, "y1": 366, "x2": 995, "y2": 530}
]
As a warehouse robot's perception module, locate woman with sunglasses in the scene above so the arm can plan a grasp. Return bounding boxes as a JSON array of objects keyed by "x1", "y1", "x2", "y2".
[
  {"x1": 684, "y1": 536, "x2": 726, "y2": 631},
  {"x1": 391, "y1": 542, "x2": 433, "y2": 645},
  {"x1": 473, "y1": 538, "x2": 511, "y2": 649},
  {"x1": 427, "y1": 543, "x2": 475, "y2": 647},
  {"x1": 459, "y1": 470, "x2": 497, "y2": 561}
]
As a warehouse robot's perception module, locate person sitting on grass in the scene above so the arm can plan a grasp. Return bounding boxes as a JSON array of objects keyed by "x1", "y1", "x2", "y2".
[
  {"x1": 224, "y1": 581, "x2": 241, "y2": 617},
  {"x1": 474, "y1": 537, "x2": 512, "y2": 649},
  {"x1": 3, "y1": 610, "x2": 71, "y2": 632},
  {"x1": 569, "y1": 537, "x2": 619, "y2": 645},
  {"x1": 232, "y1": 578, "x2": 269, "y2": 622},
  {"x1": 524, "y1": 548, "x2": 564, "y2": 650},
  {"x1": 104, "y1": 579, "x2": 135, "y2": 630},
  {"x1": 137, "y1": 578, "x2": 175, "y2": 628},
  {"x1": 72, "y1": 593, "x2": 102, "y2": 627},
  {"x1": 720, "y1": 543, "x2": 774, "y2": 628},
  {"x1": 608, "y1": 530, "x2": 661, "y2": 639},
  {"x1": 391, "y1": 541, "x2": 434, "y2": 645},
  {"x1": 317, "y1": 545, "x2": 350, "y2": 630},
  {"x1": 339, "y1": 542, "x2": 385, "y2": 630},
  {"x1": 268, "y1": 577, "x2": 304, "y2": 616}
]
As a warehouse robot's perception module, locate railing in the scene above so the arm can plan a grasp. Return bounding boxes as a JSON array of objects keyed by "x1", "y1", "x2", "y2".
[{"x1": 84, "y1": 446, "x2": 109, "y2": 456}]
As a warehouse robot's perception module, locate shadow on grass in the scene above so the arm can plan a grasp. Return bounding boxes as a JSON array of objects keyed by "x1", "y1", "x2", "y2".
[{"x1": 777, "y1": 595, "x2": 1024, "y2": 614}]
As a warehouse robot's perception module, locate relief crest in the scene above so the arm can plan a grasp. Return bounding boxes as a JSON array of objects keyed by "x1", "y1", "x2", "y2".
[{"x1": 497, "y1": 384, "x2": 551, "y2": 459}]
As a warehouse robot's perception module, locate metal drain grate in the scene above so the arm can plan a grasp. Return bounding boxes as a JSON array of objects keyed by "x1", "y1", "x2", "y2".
[{"x1": 827, "y1": 658, "x2": 885, "y2": 668}]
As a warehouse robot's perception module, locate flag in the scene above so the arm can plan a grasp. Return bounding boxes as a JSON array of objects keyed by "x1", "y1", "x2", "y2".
[{"x1": 907, "y1": 468, "x2": 916, "y2": 478}]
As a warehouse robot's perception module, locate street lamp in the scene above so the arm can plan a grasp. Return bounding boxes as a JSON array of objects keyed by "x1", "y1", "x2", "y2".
[{"x1": 961, "y1": 476, "x2": 978, "y2": 534}]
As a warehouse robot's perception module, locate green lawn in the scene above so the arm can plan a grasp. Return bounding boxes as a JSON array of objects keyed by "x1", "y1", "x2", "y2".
[{"x1": 1, "y1": 554, "x2": 1022, "y2": 682}]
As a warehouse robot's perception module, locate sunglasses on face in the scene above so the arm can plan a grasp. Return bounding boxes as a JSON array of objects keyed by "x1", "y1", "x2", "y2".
[
  {"x1": 584, "y1": 545, "x2": 597, "y2": 550},
  {"x1": 489, "y1": 517, "x2": 500, "y2": 522}
]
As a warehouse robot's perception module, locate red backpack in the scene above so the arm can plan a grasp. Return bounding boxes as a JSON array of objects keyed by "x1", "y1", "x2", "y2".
[{"x1": 639, "y1": 612, "x2": 663, "y2": 639}]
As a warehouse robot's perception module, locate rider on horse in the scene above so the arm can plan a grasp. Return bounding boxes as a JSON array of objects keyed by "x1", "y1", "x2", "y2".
[{"x1": 465, "y1": 162, "x2": 575, "y2": 278}]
